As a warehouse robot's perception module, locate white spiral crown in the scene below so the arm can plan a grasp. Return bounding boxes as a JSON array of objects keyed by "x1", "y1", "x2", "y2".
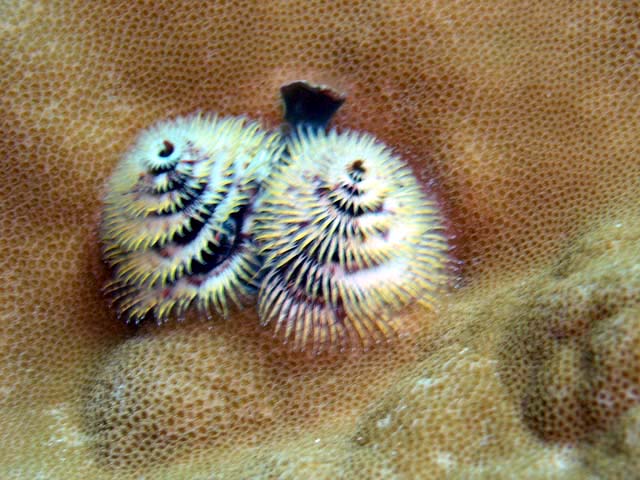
[
  {"x1": 254, "y1": 128, "x2": 449, "y2": 353},
  {"x1": 100, "y1": 114, "x2": 282, "y2": 323}
]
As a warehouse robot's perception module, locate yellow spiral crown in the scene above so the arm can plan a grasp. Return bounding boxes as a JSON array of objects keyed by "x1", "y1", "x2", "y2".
[
  {"x1": 254, "y1": 128, "x2": 449, "y2": 353},
  {"x1": 100, "y1": 113, "x2": 282, "y2": 323}
]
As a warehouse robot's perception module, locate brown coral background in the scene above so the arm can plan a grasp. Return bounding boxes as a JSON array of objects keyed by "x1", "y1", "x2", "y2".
[{"x1": 1, "y1": 0, "x2": 639, "y2": 478}]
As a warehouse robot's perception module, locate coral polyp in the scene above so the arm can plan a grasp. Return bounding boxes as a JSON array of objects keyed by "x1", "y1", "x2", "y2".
[
  {"x1": 254, "y1": 128, "x2": 449, "y2": 353},
  {"x1": 100, "y1": 114, "x2": 282, "y2": 324}
]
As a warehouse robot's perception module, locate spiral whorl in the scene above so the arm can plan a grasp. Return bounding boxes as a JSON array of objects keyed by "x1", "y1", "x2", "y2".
[
  {"x1": 254, "y1": 128, "x2": 449, "y2": 353},
  {"x1": 100, "y1": 114, "x2": 282, "y2": 324}
]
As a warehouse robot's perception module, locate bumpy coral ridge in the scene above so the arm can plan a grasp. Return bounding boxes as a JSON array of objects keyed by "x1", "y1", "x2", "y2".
[
  {"x1": 1, "y1": 0, "x2": 639, "y2": 479},
  {"x1": 500, "y1": 218, "x2": 640, "y2": 444}
]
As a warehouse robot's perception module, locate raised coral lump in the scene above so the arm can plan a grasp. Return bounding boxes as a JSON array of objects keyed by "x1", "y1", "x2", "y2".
[
  {"x1": 100, "y1": 113, "x2": 283, "y2": 323},
  {"x1": 254, "y1": 127, "x2": 449, "y2": 353}
]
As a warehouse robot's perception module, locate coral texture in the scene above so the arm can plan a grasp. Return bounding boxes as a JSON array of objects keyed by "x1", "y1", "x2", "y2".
[{"x1": 0, "y1": 0, "x2": 639, "y2": 479}]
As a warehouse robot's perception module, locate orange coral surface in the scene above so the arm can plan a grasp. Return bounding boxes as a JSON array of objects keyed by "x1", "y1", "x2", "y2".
[{"x1": 0, "y1": 0, "x2": 639, "y2": 478}]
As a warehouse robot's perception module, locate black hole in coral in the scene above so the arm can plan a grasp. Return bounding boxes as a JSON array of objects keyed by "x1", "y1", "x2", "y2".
[
  {"x1": 280, "y1": 80, "x2": 346, "y2": 130},
  {"x1": 159, "y1": 140, "x2": 174, "y2": 158}
]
